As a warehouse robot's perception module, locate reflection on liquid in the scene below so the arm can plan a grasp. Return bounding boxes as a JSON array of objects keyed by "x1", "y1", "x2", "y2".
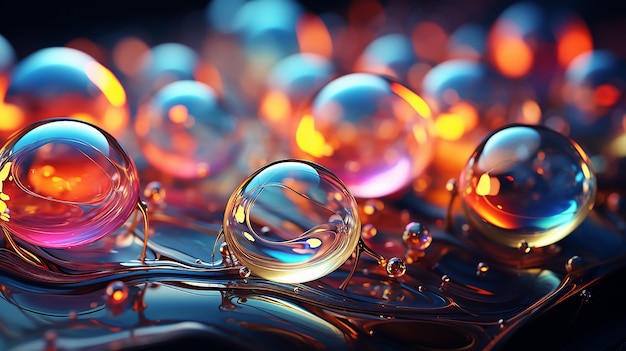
[{"x1": 0, "y1": 188, "x2": 625, "y2": 350}]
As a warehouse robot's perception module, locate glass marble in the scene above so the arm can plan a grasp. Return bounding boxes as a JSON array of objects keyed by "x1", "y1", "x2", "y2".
[
  {"x1": 3, "y1": 47, "x2": 130, "y2": 139},
  {"x1": 457, "y1": 124, "x2": 596, "y2": 248},
  {"x1": 0, "y1": 118, "x2": 140, "y2": 248},
  {"x1": 292, "y1": 73, "x2": 435, "y2": 198},
  {"x1": 223, "y1": 159, "x2": 361, "y2": 284},
  {"x1": 135, "y1": 80, "x2": 239, "y2": 179}
]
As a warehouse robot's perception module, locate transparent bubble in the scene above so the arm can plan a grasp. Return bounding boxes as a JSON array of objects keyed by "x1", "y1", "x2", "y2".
[
  {"x1": 223, "y1": 159, "x2": 361, "y2": 284},
  {"x1": 3, "y1": 47, "x2": 130, "y2": 139},
  {"x1": 292, "y1": 73, "x2": 434, "y2": 198},
  {"x1": 402, "y1": 222, "x2": 432, "y2": 251},
  {"x1": 355, "y1": 33, "x2": 416, "y2": 81},
  {"x1": 385, "y1": 257, "x2": 406, "y2": 278},
  {"x1": 260, "y1": 53, "x2": 335, "y2": 137},
  {"x1": 457, "y1": 124, "x2": 597, "y2": 248},
  {"x1": 232, "y1": 0, "x2": 303, "y2": 63},
  {"x1": 0, "y1": 118, "x2": 140, "y2": 248},
  {"x1": 135, "y1": 80, "x2": 240, "y2": 179},
  {"x1": 137, "y1": 43, "x2": 200, "y2": 96}
]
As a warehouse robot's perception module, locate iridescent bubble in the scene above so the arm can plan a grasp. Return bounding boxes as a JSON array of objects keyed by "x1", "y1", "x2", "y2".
[
  {"x1": 223, "y1": 159, "x2": 361, "y2": 284},
  {"x1": 385, "y1": 257, "x2": 406, "y2": 278},
  {"x1": 3, "y1": 47, "x2": 129, "y2": 139},
  {"x1": 402, "y1": 222, "x2": 432, "y2": 251},
  {"x1": 562, "y1": 50, "x2": 625, "y2": 150},
  {"x1": 457, "y1": 124, "x2": 597, "y2": 248},
  {"x1": 232, "y1": 0, "x2": 303, "y2": 63},
  {"x1": 137, "y1": 43, "x2": 200, "y2": 95},
  {"x1": 292, "y1": 73, "x2": 435, "y2": 198},
  {"x1": 0, "y1": 118, "x2": 141, "y2": 248},
  {"x1": 260, "y1": 53, "x2": 335, "y2": 138},
  {"x1": 135, "y1": 80, "x2": 240, "y2": 179},
  {"x1": 355, "y1": 33, "x2": 416, "y2": 80}
]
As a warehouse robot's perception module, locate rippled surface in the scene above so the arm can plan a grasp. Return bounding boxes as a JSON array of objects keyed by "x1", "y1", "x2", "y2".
[{"x1": 1, "y1": 189, "x2": 625, "y2": 350}]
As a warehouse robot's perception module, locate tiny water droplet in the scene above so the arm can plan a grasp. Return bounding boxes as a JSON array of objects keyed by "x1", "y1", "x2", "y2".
[
  {"x1": 239, "y1": 266, "x2": 251, "y2": 278},
  {"x1": 417, "y1": 285, "x2": 424, "y2": 293},
  {"x1": 445, "y1": 178, "x2": 457, "y2": 192},
  {"x1": 105, "y1": 281, "x2": 129, "y2": 305},
  {"x1": 498, "y1": 319, "x2": 505, "y2": 329},
  {"x1": 439, "y1": 274, "x2": 450, "y2": 291},
  {"x1": 361, "y1": 223, "x2": 377, "y2": 239},
  {"x1": 363, "y1": 199, "x2": 384, "y2": 215},
  {"x1": 293, "y1": 287, "x2": 300, "y2": 294},
  {"x1": 195, "y1": 258, "x2": 203, "y2": 264},
  {"x1": 402, "y1": 222, "x2": 432, "y2": 250},
  {"x1": 518, "y1": 241, "x2": 531, "y2": 254},
  {"x1": 476, "y1": 262, "x2": 489, "y2": 276},
  {"x1": 261, "y1": 226, "x2": 271, "y2": 234},
  {"x1": 386, "y1": 257, "x2": 407, "y2": 277},
  {"x1": 566, "y1": 255, "x2": 583, "y2": 273},
  {"x1": 461, "y1": 223, "x2": 471, "y2": 234},
  {"x1": 143, "y1": 181, "x2": 166, "y2": 206},
  {"x1": 580, "y1": 289, "x2": 591, "y2": 302}
]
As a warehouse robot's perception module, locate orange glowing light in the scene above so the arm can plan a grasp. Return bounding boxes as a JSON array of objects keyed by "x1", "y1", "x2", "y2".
[
  {"x1": 412, "y1": 21, "x2": 448, "y2": 63},
  {"x1": 85, "y1": 61, "x2": 127, "y2": 107},
  {"x1": 70, "y1": 112, "x2": 98, "y2": 126},
  {"x1": 490, "y1": 33, "x2": 533, "y2": 78},
  {"x1": 112, "y1": 290, "x2": 125, "y2": 302},
  {"x1": 297, "y1": 13, "x2": 333, "y2": 58},
  {"x1": 520, "y1": 100, "x2": 542, "y2": 124},
  {"x1": 594, "y1": 84, "x2": 621, "y2": 107},
  {"x1": 112, "y1": 37, "x2": 150, "y2": 78},
  {"x1": 168, "y1": 104, "x2": 189, "y2": 124},
  {"x1": 556, "y1": 20, "x2": 593, "y2": 68},
  {"x1": 102, "y1": 107, "x2": 128, "y2": 133},
  {"x1": 260, "y1": 90, "x2": 292, "y2": 124},
  {"x1": 295, "y1": 114, "x2": 333, "y2": 157},
  {"x1": 390, "y1": 82, "x2": 431, "y2": 118}
]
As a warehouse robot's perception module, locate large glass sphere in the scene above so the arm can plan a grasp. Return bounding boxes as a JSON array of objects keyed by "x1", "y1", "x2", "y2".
[
  {"x1": 292, "y1": 73, "x2": 434, "y2": 198},
  {"x1": 223, "y1": 159, "x2": 361, "y2": 283},
  {"x1": 3, "y1": 47, "x2": 129, "y2": 139},
  {"x1": 0, "y1": 118, "x2": 140, "y2": 248},
  {"x1": 458, "y1": 124, "x2": 596, "y2": 248}
]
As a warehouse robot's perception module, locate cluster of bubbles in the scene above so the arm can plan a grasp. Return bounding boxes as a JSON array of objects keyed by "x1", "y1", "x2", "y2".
[{"x1": 0, "y1": 0, "x2": 617, "y2": 284}]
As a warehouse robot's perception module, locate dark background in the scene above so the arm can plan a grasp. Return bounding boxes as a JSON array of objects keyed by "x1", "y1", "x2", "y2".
[{"x1": 1, "y1": 0, "x2": 626, "y2": 59}]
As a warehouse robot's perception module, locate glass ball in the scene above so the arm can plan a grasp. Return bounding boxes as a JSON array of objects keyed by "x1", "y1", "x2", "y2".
[
  {"x1": 223, "y1": 159, "x2": 361, "y2": 284},
  {"x1": 355, "y1": 33, "x2": 416, "y2": 81},
  {"x1": 458, "y1": 124, "x2": 596, "y2": 248},
  {"x1": 134, "y1": 80, "x2": 240, "y2": 179},
  {"x1": 0, "y1": 118, "x2": 140, "y2": 248},
  {"x1": 3, "y1": 47, "x2": 130, "y2": 139},
  {"x1": 292, "y1": 73, "x2": 434, "y2": 198},
  {"x1": 136, "y1": 42, "x2": 200, "y2": 96}
]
